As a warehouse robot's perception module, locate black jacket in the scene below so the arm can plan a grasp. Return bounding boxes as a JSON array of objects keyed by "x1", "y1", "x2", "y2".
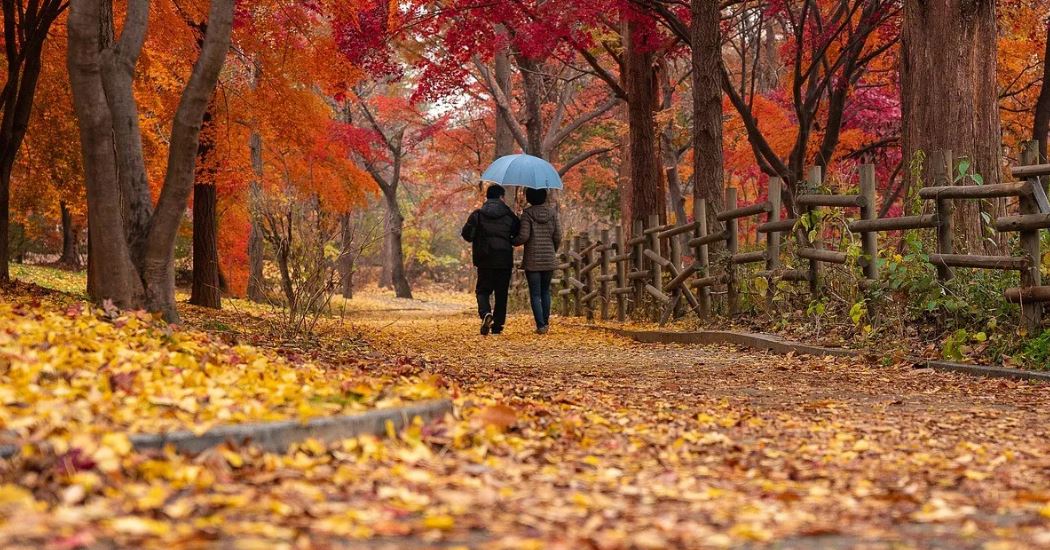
[{"x1": 462, "y1": 199, "x2": 520, "y2": 269}]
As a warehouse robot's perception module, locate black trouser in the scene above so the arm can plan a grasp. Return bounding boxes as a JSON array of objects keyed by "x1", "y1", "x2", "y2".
[{"x1": 475, "y1": 268, "x2": 512, "y2": 332}]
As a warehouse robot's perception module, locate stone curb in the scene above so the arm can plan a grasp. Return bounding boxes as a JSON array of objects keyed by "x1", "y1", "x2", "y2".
[
  {"x1": 0, "y1": 399, "x2": 453, "y2": 459},
  {"x1": 586, "y1": 325, "x2": 1050, "y2": 383}
]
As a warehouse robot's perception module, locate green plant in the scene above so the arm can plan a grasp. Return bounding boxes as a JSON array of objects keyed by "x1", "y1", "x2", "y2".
[{"x1": 1021, "y1": 331, "x2": 1050, "y2": 369}]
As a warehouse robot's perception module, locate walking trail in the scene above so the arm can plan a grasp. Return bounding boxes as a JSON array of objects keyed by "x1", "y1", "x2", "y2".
[{"x1": 346, "y1": 299, "x2": 1050, "y2": 549}]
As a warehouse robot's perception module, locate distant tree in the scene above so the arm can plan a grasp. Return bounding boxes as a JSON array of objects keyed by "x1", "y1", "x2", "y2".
[{"x1": 0, "y1": 0, "x2": 69, "y2": 282}]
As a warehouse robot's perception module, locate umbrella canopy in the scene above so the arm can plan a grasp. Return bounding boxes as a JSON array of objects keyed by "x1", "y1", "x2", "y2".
[{"x1": 481, "y1": 154, "x2": 563, "y2": 190}]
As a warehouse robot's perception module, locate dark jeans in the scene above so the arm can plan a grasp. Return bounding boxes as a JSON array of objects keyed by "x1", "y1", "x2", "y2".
[
  {"x1": 476, "y1": 268, "x2": 512, "y2": 332},
  {"x1": 525, "y1": 270, "x2": 553, "y2": 329}
]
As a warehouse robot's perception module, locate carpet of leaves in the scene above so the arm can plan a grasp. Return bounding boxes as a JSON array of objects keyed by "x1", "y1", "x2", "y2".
[
  {"x1": 2, "y1": 281, "x2": 1050, "y2": 548},
  {"x1": 346, "y1": 309, "x2": 1050, "y2": 549}
]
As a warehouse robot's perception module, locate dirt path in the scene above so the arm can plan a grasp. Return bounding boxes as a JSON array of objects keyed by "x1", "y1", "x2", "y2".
[{"x1": 350, "y1": 305, "x2": 1050, "y2": 549}]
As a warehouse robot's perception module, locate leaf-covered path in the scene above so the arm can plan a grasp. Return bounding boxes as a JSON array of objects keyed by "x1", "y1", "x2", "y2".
[{"x1": 351, "y1": 304, "x2": 1050, "y2": 549}]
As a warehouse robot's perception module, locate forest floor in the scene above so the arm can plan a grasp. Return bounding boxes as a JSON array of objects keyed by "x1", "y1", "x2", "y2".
[
  {"x1": 1, "y1": 267, "x2": 1050, "y2": 548},
  {"x1": 349, "y1": 303, "x2": 1050, "y2": 549}
]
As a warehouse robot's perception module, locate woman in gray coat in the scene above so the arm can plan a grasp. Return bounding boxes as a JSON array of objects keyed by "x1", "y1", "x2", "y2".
[{"x1": 514, "y1": 188, "x2": 562, "y2": 333}]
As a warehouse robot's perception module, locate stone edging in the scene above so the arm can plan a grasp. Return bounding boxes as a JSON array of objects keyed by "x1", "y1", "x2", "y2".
[
  {"x1": 0, "y1": 399, "x2": 453, "y2": 459},
  {"x1": 587, "y1": 325, "x2": 1050, "y2": 383}
]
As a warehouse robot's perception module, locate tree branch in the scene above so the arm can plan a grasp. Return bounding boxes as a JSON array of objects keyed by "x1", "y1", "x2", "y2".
[{"x1": 558, "y1": 147, "x2": 613, "y2": 176}]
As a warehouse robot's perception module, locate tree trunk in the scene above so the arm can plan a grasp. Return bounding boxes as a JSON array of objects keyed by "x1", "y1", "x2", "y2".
[
  {"x1": 98, "y1": 0, "x2": 152, "y2": 270},
  {"x1": 380, "y1": 221, "x2": 392, "y2": 287},
  {"x1": 68, "y1": 0, "x2": 145, "y2": 308},
  {"x1": 338, "y1": 213, "x2": 354, "y2": 299},
  {"x1": 190, "y1": 183, "x2": 221, "y2": 308},
  {"x1": 140, "y1": 0, "x2": 234, "y2": 321},
  {"x1": 0, "y1": 1, "x2": 66, "y2": 283},
  {"x1": 0, "y1": 159, "x2": 10, "y2": 282},
  {"x1": 691, "y1": 0, "x2": 725, "y2": 235},
  {"x1": 59, "y1": 201, "x2": 79, "y2": 267},
  {"x1": 246, "y1": 62, "x2": 266, "y2": 303},
  {"x1": 515, "y1": 53, "x2": 545, "y2": 157},
  {"x1": 382, "y1": 188, "x2": 413, "y2": 299},
  {"x1": 190, "y1": 102, "x2": 221, "y2": 309},
  {"x1": 659, "y1": 66, "x2": 687, "y2": 225},
  {"x1": 902, "y1": 0, "x2": 1001, "y2": 252},
  {"x1": 617, "y1": 113, "x2": 633, "y2": 231},
  {"x1": 68, "y1": 0, "x2": 234, "y2": 320},
  {"x1": 493, "y1": 29, "x2": 516, "y2": 159},
  {"x1": 757, "y1": 17, "x2": 779, "y2": 94},
  {"x1": 275, "y1": 208, "x2": 295, "y2": 311},
  {"x1": 1033, "y1": 21, "x2": 1050, "y2": 167},
  {"x1": 247, "y1": 154, "x2": 266, "y2": 301},
  {"x1": 624, "y1": 18, "x2": 665, "y2": 225}
]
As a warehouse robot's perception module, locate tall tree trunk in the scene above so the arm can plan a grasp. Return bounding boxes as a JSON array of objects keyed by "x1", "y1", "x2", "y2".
[
  {"x1": 0, "y1": 159, "x2": 11, "y2": 281},
  {"x1": 493, "y1": 28, "x2": 516, "y2": 159},
  {"x1": 68, "y1": 0, "x2": 144, "y2": 307},
  {"x1": 659, "y1": 66, "x2": 687, "y2": 225},
  {"x1": 1033, "y1": 21, "x2": 1050, "y2": 168},
  {"x1": 190, "y1": 104, "x2": 221, "y2": 309},
  {"x1": 246, "y1": 62, "x2": 266, "y2": 303},
  {"x1": 624, "y1": 18, "x2": 665, "y2": 225},
  {"x1": 757, "y1": 17, "x2": 779, "y2": 94},
  {"x1": 691, "y1": 0, "x2": 726, "y2": 235},
  {"x1": 515, "y1": 53, "x2": 545, "y2": 157},
  {"x1": 338, "y1": 213, "x2": 354, "y2": 299},
  {"x1": 69, "y1": 0, "x2": 234, "y2": 320},
  {"x1": 246, "y1": 144, "x2": 266, "y2": 301},
  {"x1": 190, "y1": 183, "x2": 221, "y2": 308},
  {"x1": 617, "y1": 114, "x2": 634, "y2": 231},
  {"x1": 379, "y1": 217, "x2": 392, "y2": 288},
  {"x1": 902, "y1": 0, "x2": 1001, "y2": 253},
  {"x1": 382, "y1": 188, "x2": 413, "y2": 299},
  {"x1": 59, "y1": 201, "x2": 79, "y2": 267}
]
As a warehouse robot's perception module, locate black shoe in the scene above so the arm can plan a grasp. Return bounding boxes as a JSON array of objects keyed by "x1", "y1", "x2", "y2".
[{"x1": 480, "y1": 313, "x2": 493, "y2": 335}]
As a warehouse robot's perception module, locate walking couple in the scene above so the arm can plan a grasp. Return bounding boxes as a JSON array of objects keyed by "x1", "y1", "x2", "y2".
[{"x1": 461, "y1": 184, "x2": 561, "y2": 336}]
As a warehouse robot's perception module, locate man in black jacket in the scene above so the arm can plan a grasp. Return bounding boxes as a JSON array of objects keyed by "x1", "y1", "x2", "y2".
[{"x1": 462, "y1": 184, "x2": 520, "y2": 335}]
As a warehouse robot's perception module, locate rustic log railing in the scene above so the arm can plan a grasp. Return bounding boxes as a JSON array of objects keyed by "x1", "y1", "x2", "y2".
[{"x1": 532, "y1": 142, "x2": 1050, "y2": 333}]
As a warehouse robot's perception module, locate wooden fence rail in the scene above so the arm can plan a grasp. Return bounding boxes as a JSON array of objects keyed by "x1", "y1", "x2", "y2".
[{"x1": 528, "y1": 142, "x2": 1050, "y2": 333}]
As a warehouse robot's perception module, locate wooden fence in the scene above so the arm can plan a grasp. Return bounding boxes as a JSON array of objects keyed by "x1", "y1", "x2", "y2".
[{"x1": 528, "y1": 143, "x2": 1050, "y2": 333}]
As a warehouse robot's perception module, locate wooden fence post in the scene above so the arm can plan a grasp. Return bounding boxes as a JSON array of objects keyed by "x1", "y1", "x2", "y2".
[
  {"x1": 600, "y1": 228, "x2": 611, "y2": 321},
  {"x1": 583, "y1": 230, "x2": 595, "y2": 321},
  {"x1": 558, "y1": 240, "x2": 570, "y2": 318},
  {"x1": 726, "y1": 188, "x2": 739, "y2": 315},
  {"x1": 648, "y1": 214, "x2": 662, "y2": 320},
  {"x1": 572, "y1": 234, "x2": 583, "y2": 316},
  {"x1": 766, "y1": 178, "x2": 782, "y2": 309},
  {"x1": 632, "y1": 219, "x2": 645, "y2": 314},
  {"x1": 1020, "y1": 141, "x2": 1043, "y2": 333},
  {"x1": 859, "y1": 164, "x2": 879, "y2": 284},
  {"x1": 614, "y1": 226, "x2": 627, "y2": 322},
  {"x1": 805, "y1": 166, "x2": 822, "y2": 299},
  {"x1": 930, "y1": 150, "x2": 954, "y2": 282},
  {"x1": 670, "y1": 224, "x2": 684, "y2": 318},
  {"x1": 694, "y1": 199, "x2": 712, "y2": 316}
]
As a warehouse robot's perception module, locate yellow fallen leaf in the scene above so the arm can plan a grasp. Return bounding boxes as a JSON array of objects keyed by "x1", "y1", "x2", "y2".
[
  {"x1": 109, "y1": 516, "x2": 172, "y2": 536},
  {"x1": 477, "y1": 404, "x2": 517, "y2": 432},
  {"x1": 422, "y1": 514, "x2": 455, "y2": 530}
]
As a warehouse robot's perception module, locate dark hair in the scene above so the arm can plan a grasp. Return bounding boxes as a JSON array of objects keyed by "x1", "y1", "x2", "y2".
[
  {"x1": 486, "y1": 184, "x2": 506, "y2": 199},
  {"x1": 525, "y1": 188, "x2": 547, "y2": 205}
]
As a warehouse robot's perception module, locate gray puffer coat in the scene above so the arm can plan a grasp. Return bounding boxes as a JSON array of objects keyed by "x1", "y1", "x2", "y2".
[{"x1": 513, "y1": 204, "x2": 562, "y2": 272}]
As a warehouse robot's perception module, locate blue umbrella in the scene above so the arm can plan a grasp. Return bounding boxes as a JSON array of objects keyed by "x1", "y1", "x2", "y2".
[{"x1": 481, "y1": 154, "x2": 563, "y2": 190}]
